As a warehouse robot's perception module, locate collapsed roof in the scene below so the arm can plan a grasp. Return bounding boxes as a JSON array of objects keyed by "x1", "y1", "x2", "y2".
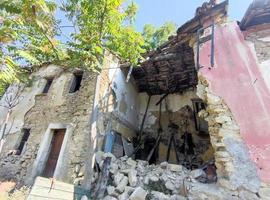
[
  {"x1": 240, "y1": 0, "x2": 270, "y2": 31},
  {"x1": 132, "y1": 0, "x2": 228, "y2": 95}
]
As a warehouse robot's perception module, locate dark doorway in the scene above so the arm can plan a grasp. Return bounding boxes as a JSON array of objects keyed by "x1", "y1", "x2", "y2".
[{"x1": 42, "y1": 129, "x2": 65, "y2": 178}]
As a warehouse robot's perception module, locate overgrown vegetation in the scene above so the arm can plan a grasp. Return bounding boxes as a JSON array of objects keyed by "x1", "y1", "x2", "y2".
[
  {"x1": 0, "y1": 0, "x2": 63, "y2": 96},
  {"x1": 0, "y1": 0, "x2": 176, "y2": 96},
  {"x1": 61, "y1": 0, "x2": 145, "y2": 70},
  {"x1": 142, "y1": 22, "x2": 176, "y2": 51}
]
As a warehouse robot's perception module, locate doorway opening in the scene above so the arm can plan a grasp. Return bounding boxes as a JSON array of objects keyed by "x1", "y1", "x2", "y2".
[{"x1": 42, "y1": 129, "x2": 66, "y2": 178}]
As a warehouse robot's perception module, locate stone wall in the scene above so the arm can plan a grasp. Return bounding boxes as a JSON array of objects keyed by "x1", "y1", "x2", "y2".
[
  {"x1": 0, "y1": 65, "x2": 97, "y2": 186},
  {"x1": 197, "y1": 74, "x2": 262, "y2": 198}
]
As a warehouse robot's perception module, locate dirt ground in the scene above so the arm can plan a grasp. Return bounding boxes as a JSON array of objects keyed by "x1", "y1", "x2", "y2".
[{"x1": 0, "y1": 182, "x2": 29, "y2": 200}]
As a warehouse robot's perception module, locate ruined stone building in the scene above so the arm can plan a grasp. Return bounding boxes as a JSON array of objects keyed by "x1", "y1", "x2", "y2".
[{"x1": 0, "y1": 0, "x2": 270, "y2": 199}]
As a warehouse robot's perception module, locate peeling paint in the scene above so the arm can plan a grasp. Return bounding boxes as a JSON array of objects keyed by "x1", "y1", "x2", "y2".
[{"x1": 199, "y1": 22, "x2": 270, "y2": 182}]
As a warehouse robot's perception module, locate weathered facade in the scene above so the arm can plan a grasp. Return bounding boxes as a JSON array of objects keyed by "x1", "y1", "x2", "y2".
[
  {"x1": 1, "y1": 0, "x2": 270, "y2": 199},
  {"x1": 0, "y1": 65, "x2": 97, "y2": 185}
]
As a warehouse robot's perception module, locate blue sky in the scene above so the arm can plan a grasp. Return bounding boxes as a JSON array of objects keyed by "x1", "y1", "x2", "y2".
[
  {"x1": 134, "y1": 0, "x2": 252, "y2": 31},
  {"x1": 56, "y1": 0, "x2": 253, "y2": 41}
]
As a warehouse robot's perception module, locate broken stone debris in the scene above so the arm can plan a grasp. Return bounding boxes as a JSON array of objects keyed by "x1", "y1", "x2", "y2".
[
  {"x1": 92, "y1": 151, "x2": 265, "y2": 200},
  {"x1": 129, "y1": 187, "x2": 148, "y2": 200},
  {"x1": 80, "y1": 195, "x2": 89, "y2": 200}
]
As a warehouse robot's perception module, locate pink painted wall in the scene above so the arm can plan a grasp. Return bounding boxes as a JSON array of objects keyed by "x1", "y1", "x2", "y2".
[{"x1": 199, "y1": 22, "x2": 270, "y2": 183}]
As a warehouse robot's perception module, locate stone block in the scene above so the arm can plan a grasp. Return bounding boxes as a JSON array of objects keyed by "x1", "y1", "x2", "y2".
[
  {"x1": 103, "y1": 196, "x2": 118, "y2": 200},
  {"x1": 107, "y1": 186, "x2": 115, "y2": 195},
  {"x1": 114, "y1": 172, "x2": 124, "y2": 185},
  {"x1": 115, "y1": 176, "x2": 128, "y2": 193},
  {"x1": 127, "y1": 158, "x2": 137, "y2": 168},
  {"x1": 128, "y1": 169, "x2": 137, "y2": 187},
  {"x1": 151, "y1": 191, "x2": 170, "y2": 200},
  {"x1": 165, "y1": 180, "x2": 175, "y2": 191},
  {"x1": 110, "y1": 163, "x2": 118, "y2": 174},
  {"x1": 149, "y1": 175, "x2": 159, "y2": 182},
  {"x1": 167, "y1": 164, "x2": 182, "y2": 172},
  {"x1": 129, "y1": 187, "x2": 148, "y2": 200},
  {"x1": 239, "y1": 190, "x2": 260, "y2": 200},
  {"x1": 170, "y1": 194, "x2": 187, "y2": 200},
  {"x1": 259, "y1": 187, "x2": 270, "y2": 200},
  {"x1": 190, "y1": 169, "x2": 205, "y2": 179},
  {"x1": 80, "y1": 195, "x2": 88, "y2": 200}
]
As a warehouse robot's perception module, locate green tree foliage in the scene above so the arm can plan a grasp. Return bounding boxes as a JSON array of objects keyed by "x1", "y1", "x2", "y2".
[
  {"x1": 142, "y1": 22, "x2": 177, "y2": 51},
  {"x1": 0, "y1": 0, "x2": 64, "y2": 96},
  {"x1": 62, "y1": 0, "x2": 145, "y2": 70},
  {"x1": 0, "y1": 0, "x2": 176, "y2": 97}
]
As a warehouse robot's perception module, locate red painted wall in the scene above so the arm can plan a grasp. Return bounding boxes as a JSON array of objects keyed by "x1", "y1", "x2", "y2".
[{"x1": 199, "y1": 22, "x2": 270, "y2": 183}]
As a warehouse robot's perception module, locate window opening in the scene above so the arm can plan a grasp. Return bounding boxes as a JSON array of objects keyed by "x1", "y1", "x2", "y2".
[
  {"x1": 42, "y1": 79, "x2": 53, "y2": 94},
  {"x1": 69, "y1": 72, "x2": 83, "y2": 93},
  {"x1": 16, "y1": 129, "x2": 30, "y2": 155}
]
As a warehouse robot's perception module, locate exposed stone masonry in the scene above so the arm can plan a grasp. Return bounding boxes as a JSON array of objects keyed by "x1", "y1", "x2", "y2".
[
  {"x1": 197, "y1": 74, "x2": 263, "y2": 199},
  {"x1": 245, "y1": 29, "x2": 270, "y2": 63},
  {"x1": 0, "y1": 66, "x2": 97, "y2": 186}
]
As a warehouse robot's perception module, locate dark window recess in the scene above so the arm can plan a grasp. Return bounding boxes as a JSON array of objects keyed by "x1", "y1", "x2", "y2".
[
  {"x1": 42, "y1": 79, "x2": 53, "y2": 93},
  {"x1": 69, "y1": 73, "x2": 83, "y2": 93},
  {"x1": 16, "y1": 129, "x2": 30, "y2": 155},
  {"x1": 192, "y1": 99, "x2": 208, "y2": 133}
]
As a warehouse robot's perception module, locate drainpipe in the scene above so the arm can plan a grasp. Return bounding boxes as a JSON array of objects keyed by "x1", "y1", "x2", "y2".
[{"x1": 82, "y1": 73, "x2": 101, "y2": 190}]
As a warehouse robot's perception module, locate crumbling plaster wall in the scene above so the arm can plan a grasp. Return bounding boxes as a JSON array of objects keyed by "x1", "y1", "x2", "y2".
[
  {"x1": 198, "y1": 21, "x2": 270, "y2": 183},
  {"x1": 195, "y1": 21, "x2": 270, "y2": 193},
  {"x1": 95, "y1": 53, "x2": 139, "y2": 152},
  {"x1": 0, "y1": 79, "x2": 45, "y2": 141},
  {"x1": 0, "y1": 66, "x2": 63, "y2": 155},
  {"x1": 0, "y1": 65, "x2": 96, "y2": 186}
]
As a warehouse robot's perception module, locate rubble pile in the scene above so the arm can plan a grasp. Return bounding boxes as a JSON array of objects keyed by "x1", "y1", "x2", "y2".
[{"x1": 92, "y1": 152, "x2": 237, "y2": 200}]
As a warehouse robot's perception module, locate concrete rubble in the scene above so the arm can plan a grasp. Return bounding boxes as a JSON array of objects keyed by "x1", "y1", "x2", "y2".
[{"x1": 91, "y1": 151, "x2": 266, "y2": 200}]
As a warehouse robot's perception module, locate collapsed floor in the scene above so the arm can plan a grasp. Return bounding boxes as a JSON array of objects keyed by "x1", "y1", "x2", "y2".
[{"x1": 91, "y1": 73, "x2": 264, "y2": 200}]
